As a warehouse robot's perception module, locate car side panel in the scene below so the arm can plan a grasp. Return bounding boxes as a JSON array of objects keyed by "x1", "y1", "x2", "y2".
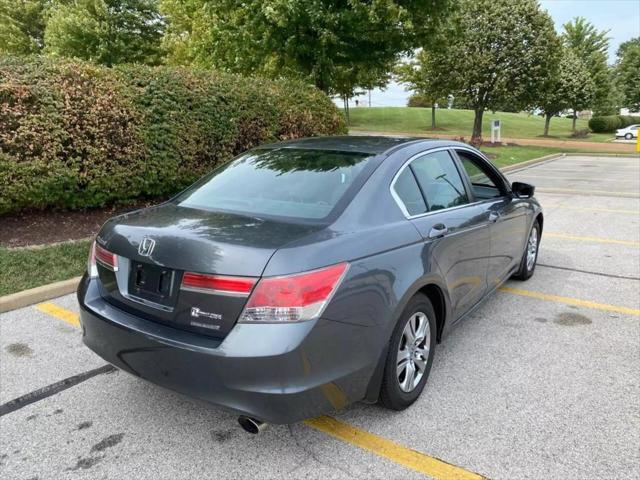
[
  {"x1": 484, "y1": 197, "x2": 531, "y2": 285},
  {"x1": 409, "y1": 205, "x2": 490, "y2": 320}
]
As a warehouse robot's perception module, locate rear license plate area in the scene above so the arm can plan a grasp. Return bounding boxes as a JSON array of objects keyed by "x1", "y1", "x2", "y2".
[{"x1": 128, "y1": 261, "x2": 176, "y2": 308}]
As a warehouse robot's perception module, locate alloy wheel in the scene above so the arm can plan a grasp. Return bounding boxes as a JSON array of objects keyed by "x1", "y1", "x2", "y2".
[
  {"x1": 526, "y1": 226, "x2": 538, "y2": 271},
  {"x1": 397, "y1": 312, "x2": 431, "y2": 393}
]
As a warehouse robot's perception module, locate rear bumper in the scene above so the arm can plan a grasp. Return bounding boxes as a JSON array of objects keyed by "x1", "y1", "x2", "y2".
[{"x1": 78, "y1": 276, "x2": 379, "y2": 424}]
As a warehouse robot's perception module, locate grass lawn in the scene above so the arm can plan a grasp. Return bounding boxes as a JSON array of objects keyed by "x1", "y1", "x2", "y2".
[
  {"x1": 348, "y1": 107, "x2": 613, "y2": 143},
  {"x1": 0, "y1": 240, "x2": 91, "y2": 296}
]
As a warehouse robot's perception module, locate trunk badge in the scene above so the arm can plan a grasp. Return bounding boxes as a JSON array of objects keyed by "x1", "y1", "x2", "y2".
[
  {"x1": 191, "y1": 307, "x2": 222, "y2": 321},
  {"x1": 138, "y1": 237, "x2": 156, "y2": 257}
]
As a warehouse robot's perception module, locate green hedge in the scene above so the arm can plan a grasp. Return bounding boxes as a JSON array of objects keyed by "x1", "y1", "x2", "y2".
[
  {"x1": 0, "y1": 57, "x2": 346, "y2": 215},
  {"x1": 588, "y1": 115, "x2": 638, "y2": 133}
]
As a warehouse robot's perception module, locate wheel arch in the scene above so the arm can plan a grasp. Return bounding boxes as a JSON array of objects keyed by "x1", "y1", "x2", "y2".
[
  {"x1": 362, "y1": 278, "x2": 450, "y2": 403},
  {"x1": 536, "y1": 211, "x2": 544, "y2": 233},
  {"x1": 418, "y1": 283, "x2": 447, "y2": 343}
]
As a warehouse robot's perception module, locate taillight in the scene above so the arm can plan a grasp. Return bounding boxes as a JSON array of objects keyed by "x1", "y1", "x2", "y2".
[
  {"x1": 239, "y1": 263, "x2": 349, "y2": 323},
  {"x1": 181, "y1": 272, "x2": 257, "y2": 296},
  {"x1": 94, "y1": 242, "x2": 118, "y2": 271}
]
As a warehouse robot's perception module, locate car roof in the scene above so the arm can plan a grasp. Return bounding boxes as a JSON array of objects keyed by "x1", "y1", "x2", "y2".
[{"x1": 258, "y1": 135, "x2": 462, "y2": 155}]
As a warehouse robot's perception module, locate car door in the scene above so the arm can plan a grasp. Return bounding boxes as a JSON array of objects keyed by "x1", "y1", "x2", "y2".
[
  {"x1": 392, "y1": 148, "x2": 490, "y2": 321},
  {"x1": 454, "y1": 148, "x2": 530, "y2": 287}
]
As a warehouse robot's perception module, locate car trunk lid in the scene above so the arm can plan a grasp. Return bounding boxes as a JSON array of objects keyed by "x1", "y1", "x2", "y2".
[{"x1": 95, "y1": 203, "x2": 323, "y2": 338}]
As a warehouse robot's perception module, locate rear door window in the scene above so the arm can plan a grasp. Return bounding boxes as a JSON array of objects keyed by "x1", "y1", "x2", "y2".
[
  {"x1": 393, "y1": 168, "x2": 428, "y2": 216},
  {"x1": 409, "y1": 151, "x2": 469, "y2": 212}
]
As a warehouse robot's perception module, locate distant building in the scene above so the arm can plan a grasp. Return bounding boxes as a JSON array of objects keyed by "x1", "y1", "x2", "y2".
[{"x1": 620, "y1": 107, "x2": 640, "y2": 116}]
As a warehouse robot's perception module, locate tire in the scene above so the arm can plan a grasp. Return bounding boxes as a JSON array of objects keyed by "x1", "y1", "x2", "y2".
[
  {"x1": 379, "y1": 294, "x2": 437, "y2": 410},
  {"x1": 512, "y1": 219, "x2": 540, "y2": 280},
  {"x1": 625, "y1": 133, "x2": 633, "y2": 140}
]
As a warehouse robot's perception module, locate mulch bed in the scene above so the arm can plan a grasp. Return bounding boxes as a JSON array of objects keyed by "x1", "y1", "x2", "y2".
[{"x1": 0, "y1": 200, "x2": 159, "y2": 248}]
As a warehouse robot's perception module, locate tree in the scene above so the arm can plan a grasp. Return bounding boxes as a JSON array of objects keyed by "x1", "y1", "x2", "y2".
[
  {"x1": 561, "y1": 17, "x2": 611, "y2": 115},
  {"x1": 159, "y1": 0, "x2": 452, "y2": 94},
  {"x1": 331, "y1": 63, "x2": 392, "y2": 125},
  {"x1": 537, "y1": 49, "x2": 595, "y2": 136},
  {"x1": 396, "y1": 50, "x2": 451, "y2": 129},
  {"x1": 44, "y1": 0, "x2": 165, "y2": 66},
  {"x1": 428, "y1": 0, "x2": 561, "y2": 141},
  {"x1": 0, "y1": 0, "x2": 52, "y2": 55},
  {"x1": 615, "y1": 37, "x2": 640, "y2": 111}
]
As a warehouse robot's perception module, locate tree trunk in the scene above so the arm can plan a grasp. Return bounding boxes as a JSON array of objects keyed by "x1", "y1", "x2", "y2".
[
  {"x1": 343, "y1": 96, "x2": 350, "y2": 126},
  {"x1": 472, "y1": 108, "x2": 484, "y2": 142},
  {"x1": 315, "y1": 72, "x2": 328, "y2": 93},
  {"x1": 431, "y1": 102, "x2": 437, "y2": 129},
  {"x1": 543, "y1": 114, "x2": 552, "y2": 136},
  {"x1": 572, "y1": 108, "x2": 577, "y2": 132}
]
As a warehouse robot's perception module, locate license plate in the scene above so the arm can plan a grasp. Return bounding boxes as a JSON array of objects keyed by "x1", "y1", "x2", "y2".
[{"x1": 128, "y1": 261, "x2": 176, "y2": 306}]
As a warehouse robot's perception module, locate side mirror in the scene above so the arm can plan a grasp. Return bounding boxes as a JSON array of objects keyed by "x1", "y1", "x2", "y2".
[{"x1": 511, "y1": 181, "x2": 535, "y2": 198}]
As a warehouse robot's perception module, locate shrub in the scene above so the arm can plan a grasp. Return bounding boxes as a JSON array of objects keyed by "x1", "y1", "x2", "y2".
[
  {"x1": 0, "y1": 57, "x2": 346, "y2": 215},
  {"x1": 588, "y1": 114, "x2": 638, "y2": 133}
]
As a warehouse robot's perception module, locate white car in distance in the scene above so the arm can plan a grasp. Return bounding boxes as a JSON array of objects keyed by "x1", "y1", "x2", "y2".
[{"x1": 616, "y1": 124, "x2": 639, "y2": 140}]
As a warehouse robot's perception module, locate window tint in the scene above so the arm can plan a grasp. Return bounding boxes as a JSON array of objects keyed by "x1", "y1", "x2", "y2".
[
  {"x1": 393, "y1": 168, "x2": 427, "y2": 216},
  {"x1": 177, "y1": 149, "x2": 373, "y2": 220},
  {"x1": 410, "y1": 151, "x2": 468, "y2": 212},
  {"x1": 456, "y1": 150, "x2": 503, "y2": 200}
]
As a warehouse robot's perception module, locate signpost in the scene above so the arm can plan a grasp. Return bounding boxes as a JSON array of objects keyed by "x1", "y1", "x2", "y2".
[{"x1": 490, "y1": 119, "x2": 501, "y2": 144}]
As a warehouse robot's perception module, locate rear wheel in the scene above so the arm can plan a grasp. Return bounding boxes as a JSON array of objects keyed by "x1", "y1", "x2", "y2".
[
  {"x1": 379, "y1": 294, "x2": 436, "y2": 410},
  {"x1": 512, "y1": 220, "x2": 540, "y2": 280}
]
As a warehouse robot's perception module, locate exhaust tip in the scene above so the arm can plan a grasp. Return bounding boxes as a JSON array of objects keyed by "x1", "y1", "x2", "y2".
[{"x1": 238, "y1": 415, "x2": 267, "y2": 434}]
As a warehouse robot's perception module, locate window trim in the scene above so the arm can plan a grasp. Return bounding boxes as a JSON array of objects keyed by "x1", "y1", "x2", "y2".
[{"x1": 390, "y1": 146, "x2": 478, "y2": 219}]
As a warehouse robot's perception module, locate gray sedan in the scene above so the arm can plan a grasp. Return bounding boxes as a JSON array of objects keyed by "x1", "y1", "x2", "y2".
[{"x1": 77, "y1": 136, "x2": 542, "y2": 432}]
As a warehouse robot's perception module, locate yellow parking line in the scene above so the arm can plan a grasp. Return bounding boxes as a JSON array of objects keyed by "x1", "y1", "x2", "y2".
[
  {"x1": 545, "y1": 233, "x2": 639, "y2": 247},
  {"x1": 499, "y1": 287, "x2": 640, "y2": 317},
  {"x1": 35, "y1": 303, "x2": 80, "y2": 327},
  {"x1": 305, "y1": 416, "x2": 486, "y2": 480},
  {"x1": 35, "y1": 302, "x2": 486, "y2": 478},
  {"x1": 536, "y1": 187, "x2": 639, "y2": 198}
]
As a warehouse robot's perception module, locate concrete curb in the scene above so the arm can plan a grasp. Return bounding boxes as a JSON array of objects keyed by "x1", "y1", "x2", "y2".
[
  {"x1": 0, "y1": 277, "x2": 82, "y2": 314},
  {"x1": 499, "y1": 153, "x2": 563, "y2": 173},
  {"x1": 499, "y1": 151, "x2": 639, "y2": 175}
]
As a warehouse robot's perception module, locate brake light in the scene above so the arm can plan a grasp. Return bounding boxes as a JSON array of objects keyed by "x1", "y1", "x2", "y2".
[
  {"x1": 94, "y1": 243, "x2": 118, "y2": 271},
  {"x1": 239, "y1": 263, "x2": 349, "y2": 323},
  {"x1": 181, "y1": 272, "x2": 257, "y2": 296}
]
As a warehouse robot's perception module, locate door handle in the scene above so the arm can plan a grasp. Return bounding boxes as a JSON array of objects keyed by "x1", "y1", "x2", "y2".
[
  {"x1": 428, "y1": 223, "x2": 449, "y2": 239},
  {"x1": 488, "y1": 211, "x2": 501, "y2": 223}
]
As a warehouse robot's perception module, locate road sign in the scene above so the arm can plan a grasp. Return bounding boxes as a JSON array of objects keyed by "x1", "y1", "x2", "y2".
[{"x1": 491, "y1": 120, "x2": 501, "y2": 144}]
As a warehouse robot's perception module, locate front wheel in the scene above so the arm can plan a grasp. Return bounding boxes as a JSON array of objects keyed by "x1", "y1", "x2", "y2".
[
  {"x1": 512, "y1": 220, "x2": 540, "y2": 280},
  {"x1": 625, "y1": 133, "x2": 634, "y2": 140},
  {"x1": 379, "y1": 294, "x2": 436, "y2": 410}
]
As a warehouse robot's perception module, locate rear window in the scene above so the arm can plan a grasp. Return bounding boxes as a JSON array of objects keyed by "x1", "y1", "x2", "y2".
[{"x1": 176, "y1": 148, "x2": 374, "y2": 220}]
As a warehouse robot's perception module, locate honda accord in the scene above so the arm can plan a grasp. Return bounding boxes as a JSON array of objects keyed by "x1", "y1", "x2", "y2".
[{"x1": 78, "y1": 136, "x2": 542, "y2": 429}]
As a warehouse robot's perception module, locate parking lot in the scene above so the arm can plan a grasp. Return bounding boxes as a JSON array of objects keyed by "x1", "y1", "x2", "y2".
[{"x1": 1, "y1": 154, "x2": 639, "y2": 480}]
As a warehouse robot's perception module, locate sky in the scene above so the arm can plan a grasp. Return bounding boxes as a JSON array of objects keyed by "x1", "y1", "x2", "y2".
[{"x1": 337, "y1": 0, "x2": 640, "y2": 108}]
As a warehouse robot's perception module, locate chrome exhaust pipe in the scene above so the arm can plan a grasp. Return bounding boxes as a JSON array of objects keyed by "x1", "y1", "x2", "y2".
[{"x1": 238, "y1": 415, "x2": 268, "y2": 434}]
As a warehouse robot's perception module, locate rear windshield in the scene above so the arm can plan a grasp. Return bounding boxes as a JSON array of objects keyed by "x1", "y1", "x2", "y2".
[{"x1": 176, "y1": 148, "x2": 374, "y2": 220}]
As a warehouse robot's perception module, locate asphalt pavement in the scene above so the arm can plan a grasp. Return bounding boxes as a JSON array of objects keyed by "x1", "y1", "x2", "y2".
[{"x1": 1, "y1": 154, "x2": 639, "y2": 480}]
